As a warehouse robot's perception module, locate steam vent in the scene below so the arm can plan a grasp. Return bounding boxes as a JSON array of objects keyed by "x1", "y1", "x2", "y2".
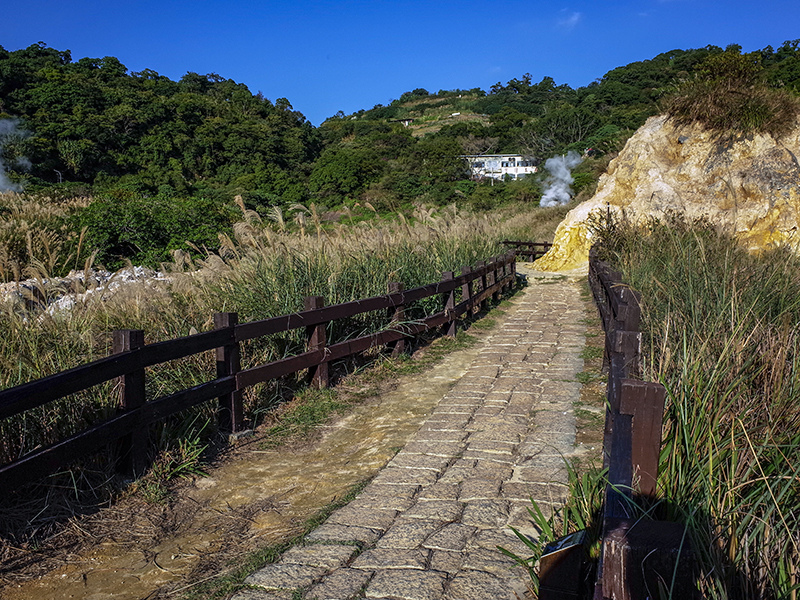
[{"x1": 534, "y1": 114, "x2": 800, "y2": 272}]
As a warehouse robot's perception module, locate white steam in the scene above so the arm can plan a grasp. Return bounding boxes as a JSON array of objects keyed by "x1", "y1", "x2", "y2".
[
  {"x1": 0, "y1": 118, "x2": 31, "y2": 192},
  {"x1": 539, "y1": 150, "x2": 583, "y2": 207}
]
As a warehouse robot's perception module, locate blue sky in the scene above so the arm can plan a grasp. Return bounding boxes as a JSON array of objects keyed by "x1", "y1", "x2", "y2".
[{"x1": 4, "y1": 0, "x2": 800, "y2": 125}]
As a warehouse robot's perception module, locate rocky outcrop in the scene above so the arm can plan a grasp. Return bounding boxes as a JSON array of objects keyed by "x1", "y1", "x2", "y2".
[
  {"x1": 0, "y1": 266, "x2": 169, "y2": 314},
  {"x1": 534, "y1": 114, "x2": 800, "y2": 271}
]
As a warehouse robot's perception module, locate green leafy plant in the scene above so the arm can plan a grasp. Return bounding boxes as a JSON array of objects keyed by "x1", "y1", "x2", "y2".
[
  {"x1": 500, "y1": 461, "x2": 606, "y2": 595},
  {"x1": 134, "y1": 435, "x2": 208, "y2": 504}
]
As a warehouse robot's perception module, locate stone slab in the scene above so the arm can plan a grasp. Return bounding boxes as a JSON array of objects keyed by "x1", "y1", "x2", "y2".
[
  {"x1": 461, "y1": 500, "x2": 510, "y2": 529},
  {"x1": 376, "y1": 520, "x2": 445, "y2": 549},
  {"x1": 358, "y1": 483, "x2": 421, "y2": 501},
  {"x1": 401, "y1": 441, "x2": 464, "y2": 457},
  {"x1": 326, "y1": 507, "x2": 398, "y2": 531},
  {"x1": 347, "y1": 494, "x2": 416, "y2": 512},
  {"x1": 280, "y1": 544, "x2": 358, "y2": 569},
  {"x1": 306, "y1": 568, "x2": 373, "y2": 600},
  {"x1": 387, "y1": 453, "x2": 454, "y2": 472},
  {"x1": 370, "y1": 468, "x2": 439, "y2": 486},
  {"x1": 305, "y1": 523, "x2": 380, "y2": 545},
  {"x1": 365, "y1": 569, "x2": 447, "y2": 600},
  {"x1": 352, "y1": 548, "x2": 429, "y2": 571},
  {"x1": 244, "y1": 563, "x2": 328, "y2": 590},
  {"x1": 462, "y1": 548, "x2": 519, "y2": 576},
  {"x1": 411, "y1": 429, "x2": 468, "y2": 443},
  {"x1": 443, "y1": 570, "x2": 523, "y2": 600},
  {"x1": 458, "y1": 479, "x2": 502, "y2": 502},
  {"x1": 501, "y1": 482, "x2": 568, "y2": 503},
  {"x1": 416, "y1": 482, "x2": 460, "y2": 501},
  {"x1": 422, "y1": 522, "x2": 476, "y2": 552},
  {"x1": 403, "y1": 500, "x2": 464, "y2": 522},
  {"x1": 231, "y1": 589, "x2": 294, "y2": 600},
  {"x1": 429, "y1": 550, "x2": 463, "y2": 576},
  {"x1": 467, "y1": 529, "x2": 534, "y2": 557}
]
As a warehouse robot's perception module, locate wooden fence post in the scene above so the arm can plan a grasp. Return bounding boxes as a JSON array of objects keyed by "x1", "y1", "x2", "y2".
[
  {"x1": 619, "y1": 379, "x2": 667, "y2": 498},
  {"x1": 113, "y1": 329, "x2": 147, "y2": 477},
  {"x1": 442, "y1": 271, "x2": 457, "y2": 337},
  {"x1": 214, "y1": 312, "x2": 243, "y2": 433},
  {"x1": 602, "y1": 519, "x2": 696, "y2": 600},
  {"x1": 504, "y1": 251, "x2": 514, "y2": 292},
  {"x1": 500, "y1": 253, "x2": 507, "y2": 292},
  {"x1": 492, "y1": 256, "x2": 501, "y2": 302},
  {"x1": 304, "y1": 296, "x2": 329, "y2": 388},
  {"x1": 497, "y1": 255, "x2": 506, "y2": 293},
  {"x1": 510, "y1": 249, "x2": 517, "y2": 283},
  {"x1": 616, "y1": 289, "x2": 642, "y2": 379},
  {"x1": 478, "y1": 260, "x2": 489, "y2": 312},
  {"x1": 461, "y1": 265, "x2": 473, "y2": 315},
  {"x1": 388, "y1": 282, "x2": 406, "y2": 356}
]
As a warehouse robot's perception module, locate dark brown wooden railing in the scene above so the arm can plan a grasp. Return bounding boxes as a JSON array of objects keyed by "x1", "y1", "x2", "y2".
[
  {"x1": 502, "y1": 240, "x2": 552, "y2": 261},
  {"x1": 0, "y1": 251, "x2": 519, "y2": 491},
  {"x1": 586, "y1": 249, "x2": 695, "y2": 600}
]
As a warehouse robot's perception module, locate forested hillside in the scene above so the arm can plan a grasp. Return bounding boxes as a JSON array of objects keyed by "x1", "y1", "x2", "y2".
[
  {"x1": 1, "y1": 40, "x2": 798, "y2": 269},
  {"x1": 0, "y1": 43, "x2": 319, "y2": 201}
]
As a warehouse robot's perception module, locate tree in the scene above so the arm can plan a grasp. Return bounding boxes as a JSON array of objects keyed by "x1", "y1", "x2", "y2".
[{"x1": 309, "y1": 146, "x2": 383, "y2": 203}]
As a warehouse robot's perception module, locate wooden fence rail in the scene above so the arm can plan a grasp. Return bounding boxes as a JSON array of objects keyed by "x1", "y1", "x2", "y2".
[
  {"x1": 0, "y1": 251, "x2": 519, "y2": 491},
  {"x1": 584, "y1": 249, "x2": 695, "y2": 600},
  {"x1": 502, "y1": 240, "x2": 552, "y2": 261}
]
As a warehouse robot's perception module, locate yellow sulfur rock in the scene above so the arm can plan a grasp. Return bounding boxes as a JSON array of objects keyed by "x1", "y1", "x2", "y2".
[{"x1": 534, "y1": 115, "x2": 800, "y2": 272}]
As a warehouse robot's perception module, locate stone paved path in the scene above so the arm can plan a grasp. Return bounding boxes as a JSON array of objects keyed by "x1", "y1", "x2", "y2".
[{"x1": 233, "y1": 269, "x2": 587, "y2": 600}]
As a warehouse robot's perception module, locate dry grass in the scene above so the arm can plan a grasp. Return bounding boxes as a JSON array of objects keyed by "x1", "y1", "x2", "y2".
[
  {"x1": 0, "y1": 198, "x2": 565, "y2": 473},
  {"x1": 666, "y1": 50, "x2": 800, "y2": 139},
  {"x1": 0, "y1": 192, "x2": 92, "y2": 282}
]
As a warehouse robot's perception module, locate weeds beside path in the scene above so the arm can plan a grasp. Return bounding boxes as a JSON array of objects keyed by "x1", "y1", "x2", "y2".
[{"x1": 0, "y1": 300, "x2": 512, "y2": 600}]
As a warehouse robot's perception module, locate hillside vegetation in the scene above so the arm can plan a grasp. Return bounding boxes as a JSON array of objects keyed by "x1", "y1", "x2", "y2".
[{"x1": 1, "y1": 42, "x2": 799, "y2": 274}]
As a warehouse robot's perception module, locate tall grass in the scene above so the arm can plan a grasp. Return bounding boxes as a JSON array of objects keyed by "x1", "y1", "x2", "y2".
[
  {"x1": 0, "y1": 200, "x2": 565, "y2": 470},
  {"x1": 0, "y1": 192, "x2": 92, "y2": 281},
  {"x1": 666, "y1": 49, "x2": 800, "y2": 139},
  {"x1": 595, "y1": 215, "x2": 800, "y2": 599}
]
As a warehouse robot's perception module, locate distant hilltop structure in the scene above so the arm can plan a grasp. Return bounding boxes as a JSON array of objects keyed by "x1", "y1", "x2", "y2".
[{"x1": 463, "y1": 154, "x2": 538, "y2": 181}]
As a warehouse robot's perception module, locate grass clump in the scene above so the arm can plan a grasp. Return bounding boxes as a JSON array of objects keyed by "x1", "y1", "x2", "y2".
[
  {"x1": 595, "y1": 215, "x2": 800, "y2": 599},
  {"x1": 500, "y1": 463, "x2": 606, "y2": 595},
  {"x1": 666, "y1": 47, "x2": 800, "y2": 139},
  {"x1": 129, "y1": 435, "x2": 208, "y2": 504},
  {"x1": 260, "y1": 388, "x2": 347, "y2": 449}
]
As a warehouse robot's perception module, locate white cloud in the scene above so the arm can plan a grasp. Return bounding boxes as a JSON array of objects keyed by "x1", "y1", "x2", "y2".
[{"x1": 557, "y1": 10, "x2": 582, "y2": 30}]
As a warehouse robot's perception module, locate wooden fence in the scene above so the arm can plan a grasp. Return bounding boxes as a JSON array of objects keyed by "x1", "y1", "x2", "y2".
[
  {"x1": 0, "y1": 252, "x2": 519, "y2": 492},
  {"x1": 502, "y1": 240, "x2": 552, "y2": 261},
  {"x1": 585, "y1": 249, "x2": 695, "y2": 600}
]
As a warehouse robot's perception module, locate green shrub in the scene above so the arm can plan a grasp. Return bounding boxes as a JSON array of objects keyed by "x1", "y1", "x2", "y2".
[
  {"x1": 75, "y1": 194, "x2": 238, "y2": 268},
  {"x1": 666, "y1": 48, "x2": 800, "y2": 138}
]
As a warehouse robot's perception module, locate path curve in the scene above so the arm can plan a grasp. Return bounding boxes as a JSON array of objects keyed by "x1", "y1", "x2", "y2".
[{"x1": 236, "y1": 267, "x2": 588, "y2": 600}]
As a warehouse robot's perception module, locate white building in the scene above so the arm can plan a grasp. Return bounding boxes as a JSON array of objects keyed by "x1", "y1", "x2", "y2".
[{"x1": 463, "y1": 154, "x2": 538, "y2": 181}]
